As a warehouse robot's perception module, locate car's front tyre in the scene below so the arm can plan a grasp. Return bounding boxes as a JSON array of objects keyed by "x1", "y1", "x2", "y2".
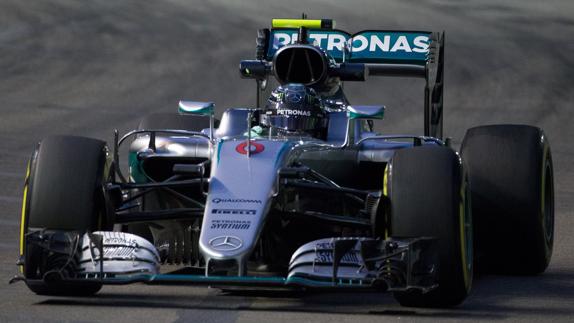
[
  {"x1": 20, "y1": 135, "x2": 111, "y2": 296},
  {"x1": 387, "y1": 145, "x2": 473, "y2": 307}
]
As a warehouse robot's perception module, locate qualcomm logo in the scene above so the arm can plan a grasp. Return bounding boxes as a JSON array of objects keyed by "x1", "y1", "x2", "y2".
[
  {"x1": 208, "y1": 236, "x2": 243, "y2": 251},
  {"x1": 212, "y1": 198, "x2": 262, "y2": 204}
]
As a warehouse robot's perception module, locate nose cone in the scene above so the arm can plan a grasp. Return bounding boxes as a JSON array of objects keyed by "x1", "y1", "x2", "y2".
[{"x1": 199, "y1": 139, "x2": 293, "y2": 263}]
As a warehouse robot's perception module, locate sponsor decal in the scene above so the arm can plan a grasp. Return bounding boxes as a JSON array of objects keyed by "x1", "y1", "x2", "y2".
[
  {"x1": 316, "y1": 242, "x2": 334, "y2": 249},
  {"x1": 210, "y1": 219, "x2": 251, "y2": 230},
  {"x1": 236, "y1": 141, "x2": 265, "y2": 155},
  {"x1": 315, "y1": 250, "x2": 361, "y2": 264},
  {"x1": 212, "y1": 209, "x2": 256, "y2": 215},
  {"x1": 102, "y1": 236, "x2": 138, "y2": 247},
  {"x1": 212, "y1": 198, "x2": 262, "y2": 204},
  {"x1": 314, "y1": 242, "x2": 361, "y2": 264},
  {"x1": 267, "y1": 30, "x2": 430, "y2": 63},
  {"x1": 208, "y1": 235, "x2": 243, "y2": 251},
  {"x1": 277, "y1": 109, "x2": 311, "y2": 116},
  {"x1": 100, "y1": 246, "x2": 139, "y2": 258}
]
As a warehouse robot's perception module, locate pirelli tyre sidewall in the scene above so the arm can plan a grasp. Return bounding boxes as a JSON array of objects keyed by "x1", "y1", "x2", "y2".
[
  {"x1": 20, "y1": 135, "x2": 112, "y2": 296},
  {"x1": 387, "y1": 145, "x2": 473, "y2": 308},
  {"x1": 461, "y1": 124, "x2": 554, "y2": 274}
]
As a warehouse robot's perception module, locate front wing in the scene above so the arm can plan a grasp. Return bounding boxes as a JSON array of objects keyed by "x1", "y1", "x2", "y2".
[{"x1": 15, "y1": 231, "x2": 438, "y2": 293}]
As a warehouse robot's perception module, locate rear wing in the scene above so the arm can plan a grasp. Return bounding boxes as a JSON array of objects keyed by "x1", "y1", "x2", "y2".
[
  {"x1": 266, "y1": 29, "x2": 430, "y2": 65},
  {"x1": 250, "y1": 21, "x2": 445, "y2": 139}
]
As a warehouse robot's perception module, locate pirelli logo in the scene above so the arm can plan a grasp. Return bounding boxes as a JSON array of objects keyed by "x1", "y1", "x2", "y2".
[{"x1": 212, "y1": 209, "x2": 256, "y2": 215}]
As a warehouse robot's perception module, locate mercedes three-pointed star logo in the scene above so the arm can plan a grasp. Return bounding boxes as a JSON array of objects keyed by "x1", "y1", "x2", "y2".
[
  {"x1": 286, "y1": 92, "x2": 303, "y2": 103},
  {"x1": 208, "y1": 236, "x2": 243, "y2": 251}
]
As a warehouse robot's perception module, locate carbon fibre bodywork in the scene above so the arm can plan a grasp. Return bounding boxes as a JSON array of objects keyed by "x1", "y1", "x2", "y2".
[
  {"x1": 15, "y1": 20, "x2": 449, "y2": 294},
  {"x1": 119, "y1": 107, "x2": 444, "y2": 284}
]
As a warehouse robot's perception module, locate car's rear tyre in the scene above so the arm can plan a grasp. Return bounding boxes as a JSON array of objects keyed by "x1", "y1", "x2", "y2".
[
  {"x1": 461, "y1": 125, "x2": 554, "y2": 274},
  {"x1": 21, "y1": 135, "x2": 110, "y2": 296},
  {"x1": 388, "y1": 146, "x2": 472, "y2": 308}
]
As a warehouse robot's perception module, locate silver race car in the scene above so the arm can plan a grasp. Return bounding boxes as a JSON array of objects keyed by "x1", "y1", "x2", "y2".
[{"x1": 14, "y1": 18, "x2": 554, "y2": 308}]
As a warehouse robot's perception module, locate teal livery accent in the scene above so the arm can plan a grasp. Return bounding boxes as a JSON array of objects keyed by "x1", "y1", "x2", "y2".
[
  {"x1": 216, "y1": 139, "x2": 224, "y2": 164},
  {"x1": 83, "y1": 273, "x2": 373, "y2": 289},
  {"x1": 128, "y1": 151, "x2": 148, "y2": 183},
  {"x1": 274, "y1": 141, "x2": 292, "y2": 168},
  {"x1": 246, "y1": 125, "x2": 265, "y2": 138},
  {"x1": 347, "y1": 105, "x2": 385, "y2": 120},
  {"x1": 267, "y1": 29, "x2": 430, "y2": 64},
  {"x1": 178, "y1": 101, "x2": 215, "y2": 116}
]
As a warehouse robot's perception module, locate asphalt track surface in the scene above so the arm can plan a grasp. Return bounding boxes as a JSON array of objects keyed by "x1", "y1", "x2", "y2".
[{"x1": 1, "y1": 0, "x2": 573, "y2": 322}]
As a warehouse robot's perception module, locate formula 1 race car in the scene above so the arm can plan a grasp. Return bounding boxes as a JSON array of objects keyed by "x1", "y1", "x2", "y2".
[{"x1": 13, "y1": 18, "x2": 554, "y2": 308}]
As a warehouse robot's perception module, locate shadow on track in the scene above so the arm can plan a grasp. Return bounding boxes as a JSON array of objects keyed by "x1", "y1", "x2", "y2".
[
  {"x1": 36, "y1": 297, "x2": 502, "y2": 320},
  {"x1": 33, "y1": 270, "x2": 574, "y2": 320}
]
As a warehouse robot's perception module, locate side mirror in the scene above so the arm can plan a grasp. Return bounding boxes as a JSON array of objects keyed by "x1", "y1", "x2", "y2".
[
  {"x1": 178, "y1": 101, "x2": 215, "y2": 116},
  {"x1": 178, "y1": 101, "x2": 215, "y2": 140},
  {"x1": 347, "y1": 105, "x2": 385, "y2": 120}
]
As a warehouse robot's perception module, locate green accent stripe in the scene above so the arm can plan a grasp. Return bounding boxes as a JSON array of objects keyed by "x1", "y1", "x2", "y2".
[
  {"x1": 178, "y1": 101, "x2": 214, "y2": 116},
  {"x1": 128, "y1": 151, "x2": 148, "y2": 183},
  {"x1": 216, "y1": 139, "x2": 224, "y2": 164},
  {"x1": 92, "y1": 273, "x2": 374, "y2": 289},
  {"x1": 274, "y1": 142, "x2": 291, "y2": 168},
  {"x1": 348, "y1": 108, "x2": 385, "y2": 120},
  {"x1": 178, "y1": 106, "x2": 212, "y2": 116}
]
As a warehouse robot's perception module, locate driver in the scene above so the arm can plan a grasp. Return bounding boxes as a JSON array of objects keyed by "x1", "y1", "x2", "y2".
[{"x1": 254, "y1": 83, "x2": 327, "y2": 138}]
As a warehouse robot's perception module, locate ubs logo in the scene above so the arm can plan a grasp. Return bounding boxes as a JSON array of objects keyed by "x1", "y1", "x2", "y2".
[{"x1": 236, "y1": 141, "x2": 265, "y2": 155}]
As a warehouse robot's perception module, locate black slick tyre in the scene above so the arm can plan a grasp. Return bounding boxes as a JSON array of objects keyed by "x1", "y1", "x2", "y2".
[
  {"x1": 388, "y1": 146, "x2": 472, "y2": 308},
  {"x1": 461, "y1": 125, "x2": 554, "y2": 274},
  {"x1": 20, "y1": 135, "x2": 110, "y2": 296}
]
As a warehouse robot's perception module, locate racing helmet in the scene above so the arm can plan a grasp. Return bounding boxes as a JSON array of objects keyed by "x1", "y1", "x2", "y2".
[{"x1": 260, "y1": 83, "x2": 327, "y2": 135}]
